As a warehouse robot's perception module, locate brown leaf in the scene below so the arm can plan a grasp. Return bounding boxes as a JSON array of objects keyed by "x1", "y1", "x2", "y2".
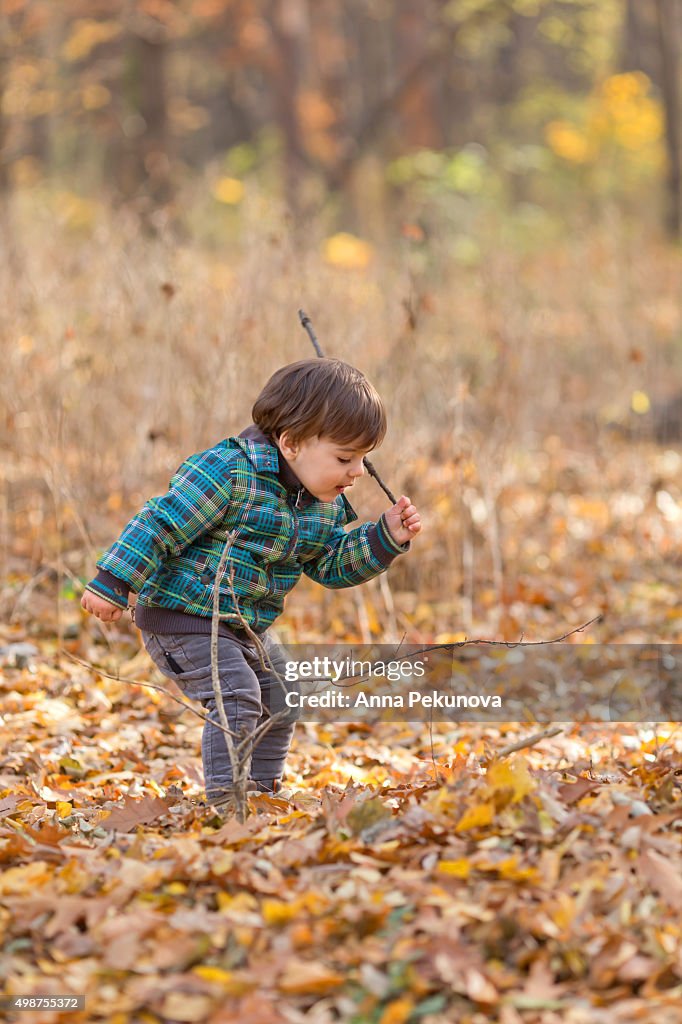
[
  {"x1": 557, "y1": 778, "x2": 600, "y2": 805},
  {"x1": 99, "y1": 794, "x2": 169, "y2": 832},
  {"x1": 638, "y1": 849, "x2": 682, "y2": 911}
]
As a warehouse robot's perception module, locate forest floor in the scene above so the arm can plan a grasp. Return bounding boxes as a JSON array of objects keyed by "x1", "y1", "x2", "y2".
[{"x1": 1, "y1": 428, "x2": 680, "y2": 1024}]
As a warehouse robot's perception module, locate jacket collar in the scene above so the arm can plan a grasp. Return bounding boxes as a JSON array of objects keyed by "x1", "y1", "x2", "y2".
[{"x1": 235, "y1": 424, "x2": 357, "y2": 522}]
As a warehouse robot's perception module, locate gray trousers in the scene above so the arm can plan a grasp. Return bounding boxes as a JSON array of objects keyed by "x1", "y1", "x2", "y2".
[{"x1": 141, "y1": 629, "x2": 298, "y2": 802}]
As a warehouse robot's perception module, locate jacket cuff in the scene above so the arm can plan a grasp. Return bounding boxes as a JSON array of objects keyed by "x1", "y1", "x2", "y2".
[
  {"x1": 85, "y1": 570, "x2": 131, "y2": 609},
  {"x1": 367, "y1": 515, "x2": 411, "y2": 567}
]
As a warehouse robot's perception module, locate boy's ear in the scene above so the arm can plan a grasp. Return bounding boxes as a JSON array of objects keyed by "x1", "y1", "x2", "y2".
[{"x1": 278, "y1": 431, "x2": 299, "y2": 459}]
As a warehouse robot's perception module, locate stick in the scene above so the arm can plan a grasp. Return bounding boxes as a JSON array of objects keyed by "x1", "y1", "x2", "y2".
[
  {"x1": 495, "y1": 726, "x2": 564, "y2": 760},
  {"x1": 211, "y1": 531, "x2": 250, "y2": 821},
  {"x1": 298, "y1": 309, "x2": 398, "y2": 504}
]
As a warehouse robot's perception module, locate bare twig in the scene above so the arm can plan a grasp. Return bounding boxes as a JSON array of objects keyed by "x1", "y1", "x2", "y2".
[
  {"x1": 428, "y1": 710, "x2": 442, "y2": 785},
  {"x1": 210, "y1": 531, "x2": 250, "y2": 820},
  {"x1": 412, "y1": 615, "x2": 603, "y2": 657},
  {"x1": 298, "y1": 309, "x2": 398, "y2": 504},
  {"x1": 310, "y1": 616, "x2": 603, "y2": 692},
  {"x1": 495, "y1": 726, "x2": 565, "y2": 760},
  {"x1": 62, "y1": 649, "x2": 235, "y2": 737},
  {"x1": 209, "y1": 532, "x2": 292, "y2": 819}
]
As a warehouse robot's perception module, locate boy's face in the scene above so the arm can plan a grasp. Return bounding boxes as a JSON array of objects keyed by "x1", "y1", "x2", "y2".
[{"x1": 278, "y1": 433, "x2": 372, "y2": 503}]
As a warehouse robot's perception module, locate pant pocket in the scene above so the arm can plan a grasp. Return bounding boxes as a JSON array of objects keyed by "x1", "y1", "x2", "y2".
[{"x1": 142, "y1": 632, "x2": 204, "y2": 678}]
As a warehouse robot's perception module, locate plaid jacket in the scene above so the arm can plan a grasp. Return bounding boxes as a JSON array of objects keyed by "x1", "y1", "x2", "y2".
[{"x1": 86, "y1": 428, "x2": 407, "y2": 633}]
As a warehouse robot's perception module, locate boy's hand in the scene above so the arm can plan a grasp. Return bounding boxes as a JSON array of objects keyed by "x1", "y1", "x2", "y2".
[
  {"x1": 81, "y1": 591, "x2": 124, "y2": 623},
  {"x1": 384, "y1": 495, "x2": 422, "y2": 546}
]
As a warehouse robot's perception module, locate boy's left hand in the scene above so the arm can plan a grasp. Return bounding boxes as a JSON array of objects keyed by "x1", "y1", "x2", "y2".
[{"x1": 385, "y1": 495, "x2": 422, "y2": 546}]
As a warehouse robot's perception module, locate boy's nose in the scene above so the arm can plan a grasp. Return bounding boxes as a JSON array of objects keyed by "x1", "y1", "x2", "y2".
[{"x1": 350, "y1": 460, "x2": 365, "y2": 478}]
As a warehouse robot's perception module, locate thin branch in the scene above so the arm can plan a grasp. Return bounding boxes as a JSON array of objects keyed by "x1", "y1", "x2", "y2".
[
  {"x1": 298, "y1": 309, "x2": 397, "y2": 504},
  {"x1": 62, "y1": 649, "x2": 236, "y2": 737},
  {"x1": 415, "y1": 615, "x2": 603, "y2": 657},
  {"x1": 495, "y1": 726, "x2": 564, "y2": 760},
  {"x1": 321, "y1": 617, "x2": 603, "y2": 692},
  {"x1": 427, "y1": 709, "x2": 442, "y2": 785},
  {"x1": 210, "y1": 532, "x2": 247, "y2": 818}
]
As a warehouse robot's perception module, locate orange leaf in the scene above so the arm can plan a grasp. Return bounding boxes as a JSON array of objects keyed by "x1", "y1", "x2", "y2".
[{"x1": 278, "y1": 960, "x2": 345, "y2": 995}]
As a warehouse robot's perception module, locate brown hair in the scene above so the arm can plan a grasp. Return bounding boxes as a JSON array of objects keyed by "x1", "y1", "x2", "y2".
[{"x1": 252, "y1": 358, "x2": 386, "y2": 449}]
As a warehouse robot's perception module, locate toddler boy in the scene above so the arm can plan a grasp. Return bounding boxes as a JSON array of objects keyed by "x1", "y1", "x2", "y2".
[{"x1": 82, "y1": 358, "x2": 421, "y2": 808}]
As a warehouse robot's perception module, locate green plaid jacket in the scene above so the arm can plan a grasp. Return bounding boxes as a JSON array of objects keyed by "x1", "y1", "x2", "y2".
[{"x1": 86, "y1": 430, "x2": 407, "y2": 632}]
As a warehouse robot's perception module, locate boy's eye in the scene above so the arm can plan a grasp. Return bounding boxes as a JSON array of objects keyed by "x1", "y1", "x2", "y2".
[{"x1": 338, "y1": 457, "x2": 351, "y2": 464}]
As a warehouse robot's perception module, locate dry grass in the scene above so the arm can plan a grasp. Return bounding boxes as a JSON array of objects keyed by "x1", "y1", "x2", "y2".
[{"x1": 1, "y1": 190, "x2": 680, "y2": 644}]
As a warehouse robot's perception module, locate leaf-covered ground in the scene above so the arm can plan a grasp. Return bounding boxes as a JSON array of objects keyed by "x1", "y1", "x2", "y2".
[
  {"x1": 2, "y1": 430, "x2": 682, "y2": 1022},
  {"x1": 0, "y1": 636, "x2": 680, "y2": 1023}
]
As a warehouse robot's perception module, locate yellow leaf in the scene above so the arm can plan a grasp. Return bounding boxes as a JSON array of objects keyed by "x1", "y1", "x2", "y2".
[
  {"x1": 56, "y1": 801, "x2": 72, "y2": 818},
  {"x1": 545, "y1": 121, "x2": 591, "y2": 163},
  {"x1": 263, "y1": 893, "x2": 326, "y2": 925},
  {"x1": 550, "y1": 891, "x2": 577, "y2": 930},
  {"x1": 165, "y1": 882, "x2": 187, "y2": 895},
  {"x1": 631, "y1": 390, "x2": 651, "y2": 414},
  {"x1": 279, "y1": 961, "x2": 345, "y2": 995},
  {"x1": 455, "y1": 801, "x2": 494, "y2": 832},
  {"x1": 485, "y1": 756, "x2": 536, "y2": 803},
  {"x1": 262, "y1": 899, "x2": 297, "y2": 926},
  {"x1": 63, "y1": 20, "x2": 121, "y2": 62},
  {"x1": 213, "y1": 177, "x2": 244, "y2": 205},
  {"x1": 323, "y1": 232, "x2": 373, "y2": 270},
  {"x1": 217, "y1": 891, "x2": 257, "y2": 913},
  {"x1": 478, "y1": 855, "x2": 539, "y2": 882},
  {"x1": 437, "y1": 859, "x2": 471, "y2": 878},
  {"x1": 192, "y1": 965, "x2": 233, "y2": 985}
]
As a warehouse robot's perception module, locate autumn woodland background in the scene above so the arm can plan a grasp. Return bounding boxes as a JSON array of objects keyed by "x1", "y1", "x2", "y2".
[{"x1": 1, "y1": 1, "x2": 682, "y2": 1022}]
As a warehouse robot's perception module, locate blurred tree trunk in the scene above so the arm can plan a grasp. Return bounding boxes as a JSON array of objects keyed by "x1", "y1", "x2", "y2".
[
  {"x1": 118, "y1": 18, "x2": 171, "y2": 208},
  {"x1": 621, "y1": 1, "x2": 660, "y2": 81},
  {"x1": 623, "y1": 0, "x2": 646, "y2": 70},
  {"x1": 655, "y1": 0, "x2": 681, "y2": 238},
  {"x1": 394, "y1": 0, "x2": 442, "y2": 149},
  {"x1": 268, "y1": 0, "x2": 308, "y2": 215},
  {"x1": 134, "y1": 31, "x2": 170, "y2": 204}
]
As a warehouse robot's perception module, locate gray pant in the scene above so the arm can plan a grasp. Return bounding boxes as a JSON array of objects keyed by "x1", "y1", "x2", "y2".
[{"x1": 141, "y1": 629, "x2": 298, "y2": 802}]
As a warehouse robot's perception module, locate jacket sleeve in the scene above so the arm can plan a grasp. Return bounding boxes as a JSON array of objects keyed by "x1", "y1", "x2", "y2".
[
  {"x1": 85, "y1": 448, "x2": 235, "y2": 609},
  {"x1": 303, "y1": 506, "x2": 409, "y2": 589}
]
